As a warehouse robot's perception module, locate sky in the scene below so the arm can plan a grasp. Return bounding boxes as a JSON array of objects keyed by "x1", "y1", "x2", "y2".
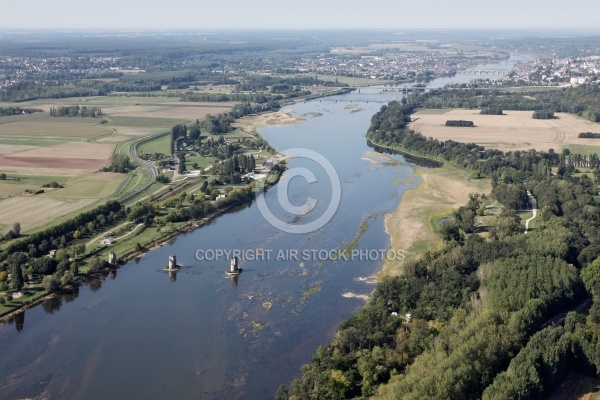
[{"x1": 0, "y1": 0, "x2": 599, "y2": 30}]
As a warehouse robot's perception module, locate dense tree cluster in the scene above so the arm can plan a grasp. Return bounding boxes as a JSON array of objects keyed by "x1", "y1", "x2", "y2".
[
  {"x1": 532, "y1": 110, "x2": 555, "y2": 119},
  {"x1": 480, "y1": 107, "x2": 503, "y2": 115},
  {"x1": 49, "y1": 105, "x2": 102, "y2": 117},
  {"x1": 280, "y1": 89, "x2": 600, "y2": 400},
  {"x1": 163, "y1": 184, "x2": 255, "y2": 223},
  {"x1": 445, "y1": 119, "x2": 474, "y2": 127},
  {"x1": 102, "y1": 153, "x2": 131, "y2": 173},
  {"x1": 579, "y1": 132, "x2": 600, "y2": 139},
  {"x1": 212, "y1": 154, "x2": 257, "y2": 183},
  {"x1": 0, "y1": 106, "x2": 42, "y2": 116}
]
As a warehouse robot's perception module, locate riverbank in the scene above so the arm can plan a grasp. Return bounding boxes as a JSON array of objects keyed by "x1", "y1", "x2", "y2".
[
  {"x1": 0, "y1": 200, "x2": 255, "y2": 323},
  {"x1": 0, "y1": 109, "x2": 291, "y2": 323},
  {"x1": 382, "y1": 163, "x2": 491, "y2": 276}
]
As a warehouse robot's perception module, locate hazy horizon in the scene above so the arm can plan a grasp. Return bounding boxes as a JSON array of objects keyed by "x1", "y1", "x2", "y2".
[{"x1": 1, "y1": 0, "x2": 599, "y2": 31}]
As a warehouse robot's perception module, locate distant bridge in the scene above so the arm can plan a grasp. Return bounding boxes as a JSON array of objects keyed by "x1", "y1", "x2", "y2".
[
  {"x1": 377, "y1": 87, "x2": 427, "y2": 94},
  {"x1": 458, "y1": 70, "x2": 507, "y2": 76}
]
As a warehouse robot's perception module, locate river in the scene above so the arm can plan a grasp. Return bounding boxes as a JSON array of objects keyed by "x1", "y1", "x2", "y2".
[{"x1": 0, "y1": 57, "x2": 521, "y2": 400}]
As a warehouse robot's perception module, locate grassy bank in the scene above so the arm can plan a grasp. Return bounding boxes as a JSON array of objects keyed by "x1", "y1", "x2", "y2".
[{"x1": 382, "y1": 163, "x2": 491, "y2": 276}]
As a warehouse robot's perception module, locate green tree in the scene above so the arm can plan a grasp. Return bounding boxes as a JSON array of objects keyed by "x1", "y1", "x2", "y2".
[
  {"x1": 60, "y1": 271, "x2": 75, "y2": 286},
  {"x1": 88, "y1": 258, "x2": 106, "y2": 273},
  {"x1": 12, "y1": 222, "x2": 21, "y2": 237},
  {"x1": 490, "y1": 209, "x2": 522, "y2": 240},
  {"x1": 8, "y1": 252, "x2": 26, "y2": 290},
  {"x1": 70, "y1": 262, "x2": 79, "y2": 276},
  {"x1": 178, "y1": 155, "x2": 186, "y2": 174},
  {"x1": 41, "y1": 275, "x2": 60, "y2": 292},
  {"x1": 583, "y1": 258, "x2": 600, "y2": 296}
]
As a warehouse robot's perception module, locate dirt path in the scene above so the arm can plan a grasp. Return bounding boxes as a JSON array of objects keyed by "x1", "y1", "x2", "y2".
[
  {"x1": 85, "y1": 221, "x2": 131, "y2": 248},
  {"x1": 113, "y1": 223, "x2": 144, "y2": 241},
  {"x1": 525, "y1": 190, "x2": 538, "y2": 233}
]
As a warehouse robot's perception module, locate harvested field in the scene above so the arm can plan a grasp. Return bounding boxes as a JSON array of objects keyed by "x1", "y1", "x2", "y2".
[
  {"x1": 0, "y1": 155, "x2": 108, "y2": 170},
  {"x1": 0, "y1": 144, "x2": 40, "y2": 154},
  {"x1": 0, "y1": 167, "x2": 83, "y2": 177},
  {"x1": 96, "y1": 135, "x2": 131, "y2": 143},
  {"x1": 0, "y1": 197, "x2": 96, "y2": 232},
  {"x1": 0, "y1": 142, "x2": 112, "y2": 170},
  {"x1": 0, "y1": 182, "x2": 38, "y2": 198},
  {"x1": 409, "y1": 109, "x2": 600, "y2": 152},
  {"x1": 10, "y1": 142, "x2": 113, "y2": 159},
  {"x1": 0, "y1": 118, "x2": 111, "y2": 138},
  {"x1": 43, "y1": 172, "x2": 124, "y2": 199},
  {"x1": 106, "y1": 116, "x2": 187, "y2": 129},
  {"x1": 108, "y1": 105, "x2": 233, "y2": 119},
  {"x1": 113, "y1": 126, "x2": 160, "y2": 136}
]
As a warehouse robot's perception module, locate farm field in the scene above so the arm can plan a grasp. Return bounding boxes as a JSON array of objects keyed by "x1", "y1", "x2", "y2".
[
  {"x1": 0, "y1": 155, "x2": 109, "y2": 170},
  {"x1": 42, "y1": 172, "x2": 124, "y2": 199},
  {"x1": 106, "y1": 102, "x2": 233, "y2": 119},
  {"x1": 409, "y1": 109, "x2": 600, "y2": 152},
  {"x1": 0, "y1": 95, "x2": 231, "y2": 234},
  {"x1": 0, "y1": 197, "x2": 96, "y2": 232},
  {"x1": 138, "y1": 134, "x2": 171, "y2": 154}
]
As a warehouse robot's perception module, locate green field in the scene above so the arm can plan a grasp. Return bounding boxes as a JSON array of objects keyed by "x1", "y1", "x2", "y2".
[
  {"x1": 138, "y1": 134, "x2": 171, "y2": 154},
  {"x1": 413, "y1": 108, "x2": 454, "y2": 115},
  {"x1": 0, "y1": 116, "x2": 112, "y2": 138},
  {"x1": 105, "y1": 116, "x2": 186, "y2": 129},
  {"x1": 43, "y1": 173, "x2": 125, "y2": 199},
  {"x1": 185, "y1": 156, "x2": 216, "y2": 169},
  {"x1": 567, "y1": 143, "x2": 600, "y2": 156}
]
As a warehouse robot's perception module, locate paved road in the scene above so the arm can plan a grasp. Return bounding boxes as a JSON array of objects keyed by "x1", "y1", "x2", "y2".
[{"x1": 116, "y1": 132, "x2": 166, "y2": 203}]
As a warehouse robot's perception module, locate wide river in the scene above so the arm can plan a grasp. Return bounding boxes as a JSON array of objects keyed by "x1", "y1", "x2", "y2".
[{"x1": 0, "y1": 57, "x2": 522, "y2": 400}]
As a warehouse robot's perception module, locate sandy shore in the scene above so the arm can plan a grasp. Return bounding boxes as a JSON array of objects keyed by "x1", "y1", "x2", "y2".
[
  {"x1": 233, "y1": 109, "x2": 306, "y2": 134},
  {"x1": 382, "y1": 165, "x2": 491, "y2": 276}
]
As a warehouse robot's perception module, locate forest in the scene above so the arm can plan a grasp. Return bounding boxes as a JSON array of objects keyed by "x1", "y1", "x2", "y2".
[{"x1": 277, "y1": 88, "x2": 600, "y2": 399}]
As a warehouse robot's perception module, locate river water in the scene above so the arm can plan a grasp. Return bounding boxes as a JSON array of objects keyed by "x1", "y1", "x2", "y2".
[{"x1": 0, "y1": 57, "x2": 521, "y2": 400}]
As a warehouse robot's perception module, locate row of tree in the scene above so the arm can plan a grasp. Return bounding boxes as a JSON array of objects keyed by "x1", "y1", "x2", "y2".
[
  {"x1": 579, "y1": 132, "x2": 600, "y2": 139},
  {"x1": 49, "y1": 105, "x2": 103, "y2": 117},
  {"x1": 0, "y1": 107, "x2": 42, "y2": 116},
  {"x1": 445, "y1": 119, "x2": 474, "y2": 127},
  {"x1": 480, "y1": 107, "x2": 504, "y2": 115}
]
